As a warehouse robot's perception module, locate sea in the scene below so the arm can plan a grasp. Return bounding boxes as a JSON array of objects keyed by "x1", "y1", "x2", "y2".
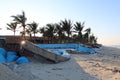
[{"x1": 111, "y1": 45, "x2": 120, "y2": 49}]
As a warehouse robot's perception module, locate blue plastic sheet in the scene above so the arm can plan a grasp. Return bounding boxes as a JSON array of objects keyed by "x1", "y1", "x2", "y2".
[
  {"x1": 7, "y1": 51, "x2": 17, "y2": 55},
  {"x1": 6, "y1": 52, "x2": 19, "y2": 62},
  {"x1": 37, "y1": 44, "x2": 78, "y2": 49},
  {"x1": 16, "y1": 56, "x2": 29, "y2": 64},
  {"x1": 77, "y1": 46, "x2": 96, "y2": 54},
  {"x1": 0, "y1": 48, "x2": 7, "y2": 56},
  {"x1": 0, "y1": 54, "x2": 6, "y2": 62},
  {"x1": 37, "y1": 44, "x2": 96, "y2": 54}
]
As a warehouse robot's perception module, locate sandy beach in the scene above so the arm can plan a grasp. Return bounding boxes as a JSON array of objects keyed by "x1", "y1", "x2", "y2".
[
  {"x1": 0, "y1": 1, "x2": 120, "y2": 80},
  {"x1": 1, "y1": 46, "x2": 120, "y2": 80}
]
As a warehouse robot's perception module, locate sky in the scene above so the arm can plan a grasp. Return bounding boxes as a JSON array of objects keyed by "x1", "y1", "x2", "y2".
[{"x1": 0, "y1": 0, "x2": 120, "y2": 45}]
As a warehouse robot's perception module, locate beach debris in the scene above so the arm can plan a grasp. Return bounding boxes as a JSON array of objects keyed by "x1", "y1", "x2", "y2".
[
  {"x1": 22, "y1": 41, "x2": 70, "y2": 62},
  {"x1": 112, "y1": 67, "x2": 120, "y2": 73},
  {"x1": 94, "y1": 63, "x2": 101, "y2": 67},
  {"x1": 93, "y1": 62, "x2": 120, "y2": 74}
]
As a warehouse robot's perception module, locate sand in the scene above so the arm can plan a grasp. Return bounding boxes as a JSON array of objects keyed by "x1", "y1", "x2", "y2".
[
  {"x1": 74, "y1": 46, "x2": 120, "y2": 80},
  {"x1": 0, "y1": 63, "x2": 24, "y2": 80},
  {"x1": 1, "y1": 46, "x2": 120, "y2": 80}
]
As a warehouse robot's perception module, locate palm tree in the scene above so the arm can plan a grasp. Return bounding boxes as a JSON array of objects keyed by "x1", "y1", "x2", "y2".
[
  {"x1": 85, "y1": 28, "x2": 91, "y2": 34},
  {"x1": 6, "y1": 22, "x2": 17, "y2": 36},
  {"x1": 60, "y1": 19, "x2": 73, "y2": 43},
  {"x1": 11, "y1": 11, "x2": 27, "y2": 39},
  {"x1": 72, "y1": 34, "x2": 78, "y2": 43},
  {"x1": 60, "y1": 19, "x2": 73, "y2": 37},
  {"x1": 84, "y1": 28, "x2": 91, "y2": 43},
  {"x1": 74, "y1": 22, "x2": 84, "y2": 43},
  {"x1": 45, "y1": 24, "x2": 56, "y2": 43},
  {"x1": 39, "y1": 27, "x2": 47, "y2": 37},
  {"x1": 27, "y1": 21, "x2": 39, "y2": 37},
  {"x1": 94, "y1": 37, "x2": 98, "y2": 44},
  {"x1": 26, "y1": 28, "x2": 32, "y2": 38},
  {"x1": 20, "y1": 31, "x2": 25, "y2": 37},
  {"x1": 55, "y1": 23, "x2": 63, "y2": 43},
  {"x1": 89, "y1": 34, "x2": 95, "y2": 44}
]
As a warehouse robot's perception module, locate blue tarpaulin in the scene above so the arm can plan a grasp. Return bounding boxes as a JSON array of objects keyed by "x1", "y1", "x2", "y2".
[
  {"x1": 0, "y1": 54, "x2": 6, "y2": 62},
  {"x1": 16, "y1": 56, "x2": 29, "y2": 64},
  {"x1": 37, "y1": 44, "x2": 78, "y2": 49},
  {"x1": 37, "y1": 44, "x2": 96, "y2": 54},
  {"x1": 0, "y1": 48, "x2": 7, "y2": 57},
  {"x1": 76, "y1": 46, "x2": 96, "y2": 54},
  {"x1": 6, "y1": 52, "x2": 19, "y2": 62}
]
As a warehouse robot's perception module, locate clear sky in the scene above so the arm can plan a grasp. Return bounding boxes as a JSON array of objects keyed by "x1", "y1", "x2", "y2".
[{"x1": 0, "y1": 0, "x2": 120, "y2": 45}]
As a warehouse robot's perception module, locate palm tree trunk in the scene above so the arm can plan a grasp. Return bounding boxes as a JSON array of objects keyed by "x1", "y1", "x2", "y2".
[
  {"x1": 14, "y1": 31, "x2": 15, "y2": 36},
  {"x1": 34, "y1": 33, "x2": 36, "y2": 43}
]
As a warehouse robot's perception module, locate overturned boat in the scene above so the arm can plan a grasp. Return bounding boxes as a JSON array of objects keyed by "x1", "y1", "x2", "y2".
[{"x1": 21, "y1": 41, "x2": 70, "y2": 63}]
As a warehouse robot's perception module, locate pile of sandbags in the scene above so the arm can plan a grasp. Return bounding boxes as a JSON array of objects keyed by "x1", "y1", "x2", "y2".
[{"x1": 0, "y1": 48, "x2": 29, "y2": 64}]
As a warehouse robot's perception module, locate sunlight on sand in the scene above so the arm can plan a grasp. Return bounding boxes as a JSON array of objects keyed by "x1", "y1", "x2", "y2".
[{"x1": 73, "y1": 48, "x2": 120, "y2": 80}]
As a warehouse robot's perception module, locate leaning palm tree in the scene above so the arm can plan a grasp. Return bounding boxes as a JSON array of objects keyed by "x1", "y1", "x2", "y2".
[
  {"x1": 27, "y1": 21, "x2": 39, "y2": 38},
  {"x1": 6, "y1": 22, "x2": 17, "y2": 36},
  {"x1": 85, "y1": 28, "x2": 91, "y2": 35},
  {"x1": 74, "y1": 22, "x2": 84, "y2": 43},
  {"x1": 11, "y1": 11, "x2": 27, "y2": 39}
]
